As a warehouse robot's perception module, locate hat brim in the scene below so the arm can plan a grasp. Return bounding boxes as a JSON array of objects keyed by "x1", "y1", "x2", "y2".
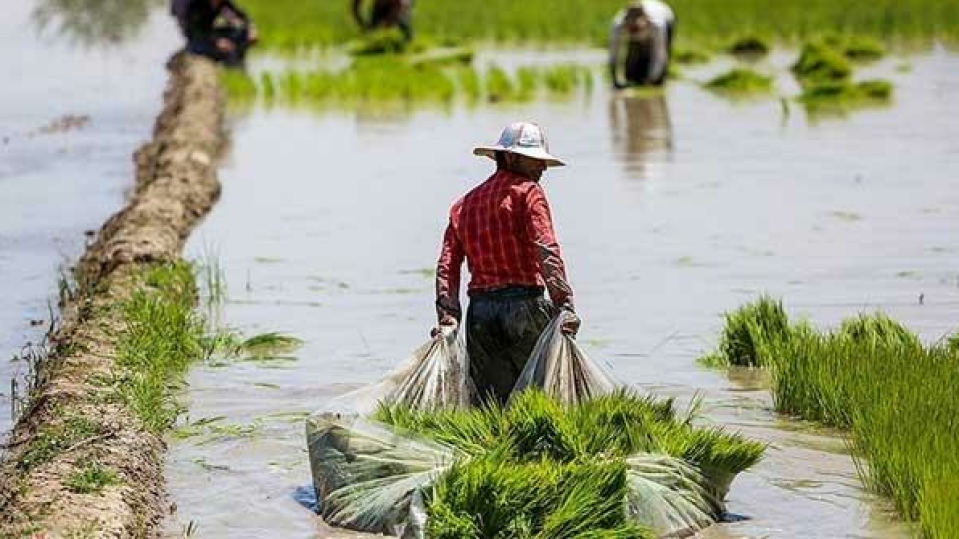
[{"x1": 473, "y1": 145, "x2": 566, "y2": 167}]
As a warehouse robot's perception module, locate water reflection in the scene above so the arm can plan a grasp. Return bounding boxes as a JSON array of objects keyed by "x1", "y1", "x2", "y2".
[
  {"x1": 608, "y1": 93, "x2": 673, "y2": 178},
  {"x1": 32, "y1": 0, "x2": 160, "y2": 46}
]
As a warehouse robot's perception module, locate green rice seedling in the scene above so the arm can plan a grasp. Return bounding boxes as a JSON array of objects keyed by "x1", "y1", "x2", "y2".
[
  {"x1": 347, "y1": 29, "x2": 413, "y2": 56},
  {"x1": 219, "y1": 69, "x2": 257, "y2": 102},
  {"x1": 234, "y1": 332, "x2": 303, "y2": 359},
  {"x1": 704, "y1": 68, "x2": 773, "y2": 95},
  {"x1": 543, "y1": 65, "x2": 592, "y2": 96},
  {"x1": 505, "y1": 389, "x2": 583, "y2": 462},
  {"x1": 65, "y1": 460, "x2": 119, "y2": 494},
  {"x1": 728, "y1": 35, "x2": 770, "y2": 56},
  {"x1": 837, "y1": 313, "x2": 920, "y2": 349},
  {"x1": 240, "y1": 0, "x2": 959, "y2": 52},
  {"x1": 707, "y1": 299, "x2": 959, "y2": 535},
  {"x1": 427, "y1": 458, "x2": 652, "y2": 539},
  {"x1": 484, "y1": 65, "x2": 514, "y2": 103},
  {"x1": 673, "y1": 48, "x2": 711, "y2": 64},
  {"x1": 705, "y1": 295, "x2": 792, "y2": 367},
  {"x1": 516, "y1": 66, "x2": 540, "y2": 101},
  {"x1": 841, "y1": 35, "x2": 886, "y2": 61},
  {"x1": 792, "y1": 41, "x2": 852, "y2": 83},
  {"x1": 374, "y1": 402, "x2": 506, "y2": 457},
  {"x1": 798, "y1": 79, "x2": 893, "y2": 112}
]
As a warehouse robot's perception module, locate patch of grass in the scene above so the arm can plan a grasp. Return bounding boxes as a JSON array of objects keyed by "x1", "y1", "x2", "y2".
[
  {"x1": 707, "y1": 299, "x2": 959, "y2": 535},
  {"x1": 728, "y1": 35, "x2": 770, "y2": 56},
  {"x1": 234, "y1": 332, "x2": 303, "y2": 359},
  {"x1": 798, "y1": 79, "x2": 893, "y2": 112},
  {"x1": 233, "y1": 59, "x2": 594, "y2": 107},
  {"x1": 240, "y1": 0, "x2": 959, "y2": 51},
  {"x1": 18, "y1": 416, "x2": 105, "y2": 471},
  {"x1": 792, "y1": 41, "x2": 852, "y2": 83},
  {"x1": 115, "y1": 262, "x2": 205, "y2": 434},
  {"x1": 821, "y1": 33, "x2": 887, "y2": 61},
  {"x1": 65, "y1": 460, "x2": 119, "y2": 494},
  {"x1": 673, "y1": 48, "x2": 711, "y2": 64},
  {"x1": 704, "y1": 68, "x2": 774, "y2": 95},
  {"x1": 701, "y1": 295, "x2": 793, "y2": 367}
]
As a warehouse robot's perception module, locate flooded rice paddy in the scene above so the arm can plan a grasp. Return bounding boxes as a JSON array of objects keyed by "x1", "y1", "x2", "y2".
[
  {"x1": 2, "y1": 1, "x2": 959, "y2": 536},
  {"x1": 0, "y1": 3, "x2": 177, "y2": 441},
  {"x1": 167, "y1": 48, "x2": 958, "y2": 537}
]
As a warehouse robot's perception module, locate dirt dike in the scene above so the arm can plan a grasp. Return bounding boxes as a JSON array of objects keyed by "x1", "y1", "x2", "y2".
[{"x1": 0, "y1": 54, "x2": 223, "y2": 538}]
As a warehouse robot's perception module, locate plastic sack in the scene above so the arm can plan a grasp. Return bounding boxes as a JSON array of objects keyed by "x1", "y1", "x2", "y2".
[
  {"x1": 625, "y1": 454, "x2": 721, "y2": 538},
  {"x1": 306, "y1": 326, "x2": 471, "y2": 535},
  {"x1": 319, "y1": 325, "x2": 472, "y2": 417},
  {"x1": 512, "y1": 311, "x2": 619, "y2": 405},
  {"x1": 305, "y1": 413, "x2": 458, "y2": 537}
]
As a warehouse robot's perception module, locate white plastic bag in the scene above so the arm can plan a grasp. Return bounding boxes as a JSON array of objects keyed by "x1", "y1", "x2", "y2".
[
  {"x1": 512, "y1": 311, "x2": 619, "y2": 405},
  {"x1": 625, "y1": 454, "x2": 721, "y2": 538}
]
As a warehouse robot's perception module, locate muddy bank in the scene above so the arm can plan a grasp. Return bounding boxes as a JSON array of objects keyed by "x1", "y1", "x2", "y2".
[{"x1": 0, "y1": 54, "x2": 222, "y2": 537}]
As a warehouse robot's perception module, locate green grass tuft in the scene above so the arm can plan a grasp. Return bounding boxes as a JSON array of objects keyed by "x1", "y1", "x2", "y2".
[
  {"x1": 234, "y1": 332, "x2": 303, "y2": 359},
  {"x1": 704, "y1": 68, "x2": 774, "y2": 95},
  {"x1": 702, "y1": 295, "x2": 792, "y2": 367},
  {"x1": 728, "y1": 35, "x2": 770, "y2": 56},
  {"x1": 673, "y1": 48, "x2": 711, "y2": 64},
  {"x1": 18, "y1": 416, "x2": 105, "y2": 471},
  {"x1": 65, "y1": 461, "x2": 120, "y2": 494},
  {"x1": 115, "y1": 262, "x2": 205, "y2": 434},
  {"x1": 792, "y1": 41, "x2": 852, "y2": 83}
]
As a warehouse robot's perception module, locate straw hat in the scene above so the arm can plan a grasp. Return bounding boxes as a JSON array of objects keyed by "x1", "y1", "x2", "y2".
[{"x1": 473, "y1": 122, "x2": 566, "y2": 167}]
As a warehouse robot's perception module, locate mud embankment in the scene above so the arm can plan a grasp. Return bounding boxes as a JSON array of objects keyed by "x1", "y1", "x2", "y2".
[{"x1": 0, "y1": 54, "x2": 223, "y2": 537}]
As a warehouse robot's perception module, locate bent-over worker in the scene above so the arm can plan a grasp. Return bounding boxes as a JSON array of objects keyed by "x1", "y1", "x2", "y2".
[
  {"x1": 608, "y1": 0, "x2": 675, "y2": 88},
  {"x1": 352, "y1": 0, "x2": 414, "y2": 41},
  {"x1": 172, "y1": 0, "x2": 257, "y2": 66},
  {"x1": 434, "y1": 122, "x2": 580, "y2": 405}
]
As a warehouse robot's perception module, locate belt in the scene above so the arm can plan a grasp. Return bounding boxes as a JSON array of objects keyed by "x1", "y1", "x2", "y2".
[{"x1": 470, "y1": 285, "x2": 545, "y2": 301}]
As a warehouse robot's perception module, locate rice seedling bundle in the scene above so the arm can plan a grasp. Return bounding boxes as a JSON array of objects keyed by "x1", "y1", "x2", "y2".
[
  {"x1": 373, "y1": 389, "x2": 764, "y2": 537},
  {"x1": 704, "y1": 69, "x2": 774, "y2": 96},
  {"x1": 705, "y1": 298, "x2": 959, "y2": 536}
]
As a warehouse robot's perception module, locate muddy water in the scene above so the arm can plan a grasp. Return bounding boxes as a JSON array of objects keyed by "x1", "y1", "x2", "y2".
[
  {"x1": 167, "y1": 49, "x2": 959, "y2": 537},
  {"x1": 0, "y1": 2, "x2": 177, "y2": 442}
]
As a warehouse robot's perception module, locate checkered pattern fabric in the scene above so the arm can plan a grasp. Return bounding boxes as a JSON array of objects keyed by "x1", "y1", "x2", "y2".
[{"x1": 436, "y1": 170, "x2": 574, "y2": 320}]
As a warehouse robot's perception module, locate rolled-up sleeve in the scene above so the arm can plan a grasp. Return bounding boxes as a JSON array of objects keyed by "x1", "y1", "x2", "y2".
[
  {"x1": 525, "y1": 185, "x2": 575, "y2": 310},
  {"x1": 435, "y1": 218, "x2": 465, "y2": 321}
]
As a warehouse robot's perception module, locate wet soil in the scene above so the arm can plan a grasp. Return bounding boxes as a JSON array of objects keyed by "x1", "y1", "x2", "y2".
[{"x1": 166, "y1": 49, "x2": 958, "y2": 537}]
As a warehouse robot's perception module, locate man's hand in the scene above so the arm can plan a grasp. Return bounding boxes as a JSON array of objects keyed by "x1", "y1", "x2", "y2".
[
  {"x1": 215, "y1": 38, "x2": 236, "y2": 52},
  {"x1": 248, "y1": 25, "x2": 259, "y2": 44},
  {"x1": 560, "y1": 311, "x2": 581, "y2": 337},
  {"x1": 430, "y1": 313, "x2": 457, "y2": 338}
]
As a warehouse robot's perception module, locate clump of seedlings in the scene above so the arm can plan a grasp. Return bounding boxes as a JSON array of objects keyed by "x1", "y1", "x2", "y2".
[
  {"x1": 673, "y1": 48, "x2": 711, "y2": 64},
  {"x1": 374, "y1": 389, "x2": 764, "y2": 536},
  {"x1": 791, "y1": 39, "x2": 893, "y2": 112},
  {"x1": 700, "y1": 295, "x2": 792, "y2": 367},
  {"x1": 704, "y1": 68, "x2": 774, "y2": 95},
  {"x1": 728, "y1": 35, "x2": 770, "y2": 57},
  {"x1": 705, "y1": 298, "x2": 959, "y2": 536}
]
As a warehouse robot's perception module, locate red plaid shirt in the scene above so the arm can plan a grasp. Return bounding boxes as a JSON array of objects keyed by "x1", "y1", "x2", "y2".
[{"x1": 435, "y1": 170, "x2": 574, "y2": 320}]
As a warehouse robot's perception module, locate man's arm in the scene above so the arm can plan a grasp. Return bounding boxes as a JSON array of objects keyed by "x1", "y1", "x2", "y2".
[
  {"x1": 524, "y1": 185, "x2": 574, "y2": 312},
  {"x1": 435, "y1": 219, "x2": 465, "y2": 324},
  {"x1": 352, "y1": 0, "x2": 367, "y2": 28}
]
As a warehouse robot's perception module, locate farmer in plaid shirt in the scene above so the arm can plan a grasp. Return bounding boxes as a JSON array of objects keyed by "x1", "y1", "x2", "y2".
[{"x1": 435, "y1": 122, "x2": 581, "y2": 404}]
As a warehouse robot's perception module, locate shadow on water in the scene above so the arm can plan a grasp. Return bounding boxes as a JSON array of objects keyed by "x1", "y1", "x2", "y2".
[{"x1": 32, "y1": 0, "x2": 162, "y2": 46}]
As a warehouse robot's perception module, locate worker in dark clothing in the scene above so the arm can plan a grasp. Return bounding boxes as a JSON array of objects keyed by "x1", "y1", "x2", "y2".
[
  {"x1": 172, "y1": 0, "x2": 257, "y2": 66},
  {"x1": 435, "y1": 122, "x2": 581, "y2": 405},
  {"x1": 352, "y1": 0, "x2": 414, "y2": 41},
  {"x1": 609, "y1": 0, "x2": 675, "y2": 88}
]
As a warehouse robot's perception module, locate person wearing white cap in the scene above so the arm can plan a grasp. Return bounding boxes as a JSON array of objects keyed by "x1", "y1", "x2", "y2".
[
  {"x1": 609, "y1": 0, "x2": 676, "y2": 88},
  {"x1": 434, "y1": 122, "x2": 580, "y2": 405}
]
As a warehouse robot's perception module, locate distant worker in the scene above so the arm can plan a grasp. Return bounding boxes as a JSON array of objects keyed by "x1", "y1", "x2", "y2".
[
  {"x1": 434, "y1": 122, "x2": 581, "y2": 405},
  {"x1": 352, "y1": 0, "x2": 414, "y2": 41},
  {"x1": 172, "y1": 0, "x2": 258, "y2": 67},
  {"x1": 608, "y1": 0, "x2": 675, "y2": 88}
]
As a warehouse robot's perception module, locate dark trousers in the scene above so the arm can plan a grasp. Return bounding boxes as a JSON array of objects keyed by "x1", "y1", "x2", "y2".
[
  {"x1": 466, "y1": 286, "x2": 555, "y2": 406},
  {"x1": 187, "y1": 27, "x2": 250, "y2": 67}
]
